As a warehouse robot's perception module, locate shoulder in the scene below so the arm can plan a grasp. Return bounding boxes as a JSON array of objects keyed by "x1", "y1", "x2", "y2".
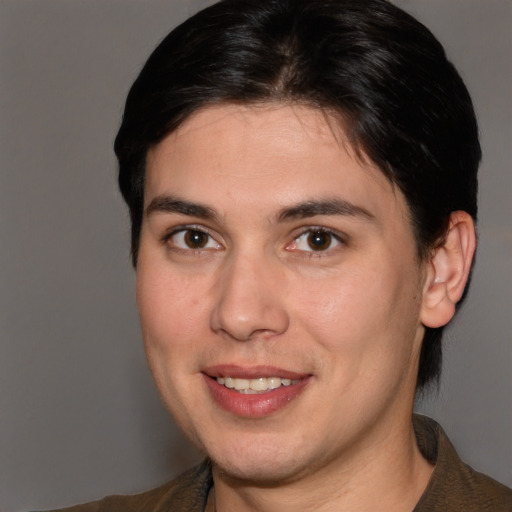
[
  {"x1": 38, "y1": 460, "x2": 213, "y2": 512},
  {"x1": 413, "y1": 415, "x2": 512, "y2": 511}
]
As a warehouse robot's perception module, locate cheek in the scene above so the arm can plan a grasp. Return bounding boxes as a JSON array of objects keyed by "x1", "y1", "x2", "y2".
[
  {"x1": 137, "y1": 266, "x2": 207, "y2": 341},
  {"x1": 135, "y1": 267, "x2": 211, "y2": 425},
  {"x1": 293, "y1": 262, "x2": 423, "y2": 369},
  {"x1": 135, "y1": 266, "x2": 214, "y2": 393},
  {"x1": 293, "y1": 267, "x2": 390, "y2": 337}
]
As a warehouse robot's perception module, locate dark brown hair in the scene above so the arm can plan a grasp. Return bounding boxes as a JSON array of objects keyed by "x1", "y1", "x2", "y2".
[{"x1": 114, "y1": 0, "x2": 480, "y2": 390}]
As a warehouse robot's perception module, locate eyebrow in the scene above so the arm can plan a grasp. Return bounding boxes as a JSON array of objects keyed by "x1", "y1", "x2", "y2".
[
  {"x1": 277, "y1": 199, "x2": 374, "y2": 222},
  {"x1": 145, "y1": 195, "x2": 218, "y2": 221},
  {"x1": 145, "y1": 195, "x2": 374, "y2": 224}
]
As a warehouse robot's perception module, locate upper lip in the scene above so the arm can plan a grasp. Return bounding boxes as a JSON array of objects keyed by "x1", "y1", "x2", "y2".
[{"x1": 203, "y1": 364, "x2": 308, "y2": 380}]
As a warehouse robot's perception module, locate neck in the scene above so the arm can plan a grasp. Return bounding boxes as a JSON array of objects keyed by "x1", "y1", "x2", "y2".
[{"x1": 209, "y1": 416, "x2": 433, "y2": 512}]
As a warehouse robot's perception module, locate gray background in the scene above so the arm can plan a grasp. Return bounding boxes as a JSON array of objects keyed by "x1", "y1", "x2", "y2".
[{"x1": 1, "y1": 1, "x2": 510, "y2": 511}]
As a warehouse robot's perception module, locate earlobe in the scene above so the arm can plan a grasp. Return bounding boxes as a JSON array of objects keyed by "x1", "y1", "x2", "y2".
[{"x1": 420, "y1": 211, "x2": 476, "y2": 328}]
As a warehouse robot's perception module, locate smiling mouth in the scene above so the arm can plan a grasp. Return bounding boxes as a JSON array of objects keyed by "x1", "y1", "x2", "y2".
[
  {"x1": 204, "y1": 369, "x2": 310, "y2": 417},
  {"x1": 216, "y1": 376, "x2": 301, "y2": 394}
]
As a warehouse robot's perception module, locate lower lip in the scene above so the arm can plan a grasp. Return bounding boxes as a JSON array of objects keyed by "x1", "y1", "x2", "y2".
[{"x1": 203, "y1": 374, "x2": 310, "y2": 418}]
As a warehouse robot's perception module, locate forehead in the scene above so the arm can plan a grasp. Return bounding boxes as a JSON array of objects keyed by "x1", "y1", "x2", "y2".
[
  {"x1": 144, "y1": 103, "x2": 408, "y2": 228},
  {"x1": 147, "y1": 103, "x2": 364, "y2": 173}
]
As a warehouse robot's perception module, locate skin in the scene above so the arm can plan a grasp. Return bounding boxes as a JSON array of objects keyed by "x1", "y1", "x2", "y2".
[{"x1": 136, "y1": 103, "x2": 472, "y2": 511}]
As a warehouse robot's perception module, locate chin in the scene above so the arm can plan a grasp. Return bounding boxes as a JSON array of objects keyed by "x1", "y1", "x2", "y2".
[
  {"x1": 204, "y1": 433, "x2": 316, "y2": 485},
  {"x1": 212, "y1": 457, "x2": 303, "y2": 486}
]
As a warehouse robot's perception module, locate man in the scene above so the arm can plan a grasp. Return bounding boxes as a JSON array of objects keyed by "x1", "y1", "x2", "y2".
[{"x1": 49, "y1": 0, "x2": 512, "y2": 510}]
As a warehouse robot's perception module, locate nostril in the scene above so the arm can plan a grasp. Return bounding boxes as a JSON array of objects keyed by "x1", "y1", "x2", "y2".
[
  {"x1": 209, "y1": 258, "x2": 290, "y2": 340},
  {"x1": 210, "y1": 294, "x2": 290, "y2": 341}
]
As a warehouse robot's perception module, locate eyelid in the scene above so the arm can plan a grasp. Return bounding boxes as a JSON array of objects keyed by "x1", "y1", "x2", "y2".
[
  {"x1": 161, "y1": 223, "x2": 207, "y2": 242},
  {"x1": 160, "y1": 223, "x2": 345, "y2": 254},
  {"x1": 293, "y1": 225, "x2": 346, "y2": 242},
  {"x1": 162, "y1": 224, "x2": 223, "y2": 251},
  {"x1": 286, "y1": 226, "x2": 346, "y2": 253}
]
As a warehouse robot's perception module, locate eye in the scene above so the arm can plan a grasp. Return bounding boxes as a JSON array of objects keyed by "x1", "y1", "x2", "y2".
[
  {"x1": 168, "y1": 228, "x2": 222, "y2": 251},
  {"x1": 290, "y1": 229, "x2": 342, "y2": 252}
]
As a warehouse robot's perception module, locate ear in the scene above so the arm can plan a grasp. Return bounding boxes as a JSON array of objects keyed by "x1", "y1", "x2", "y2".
[{"x1": 420, "y1": 211, "x2": 476, "y2": 328}]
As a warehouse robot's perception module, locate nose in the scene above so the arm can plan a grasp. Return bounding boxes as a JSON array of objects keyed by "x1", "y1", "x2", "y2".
[{"x1": 210, "y1": 252, "x2": 290, "y2": 342}]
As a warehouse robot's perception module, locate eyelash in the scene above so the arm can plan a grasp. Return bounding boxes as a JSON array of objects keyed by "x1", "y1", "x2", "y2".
[
  {"x1": 162, "y1": 225, "x2": 221, "y2": 253},
  {"x1": 286, "y1": 226, "x2": 345, "y2": 255},
  {"x1": 161, "y1": 225, "x2": 346, "y2": 256}
]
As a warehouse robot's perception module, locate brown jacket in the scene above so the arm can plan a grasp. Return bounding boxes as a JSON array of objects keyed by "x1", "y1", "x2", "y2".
[{"x1": 46, "y1": 415, "x2": 512, "y2": 511}]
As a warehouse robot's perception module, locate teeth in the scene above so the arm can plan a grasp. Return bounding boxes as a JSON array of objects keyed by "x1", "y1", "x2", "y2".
[
  {"x1": 268, "y1": 377, "x2": 282, "y2": 389},
  {"x1": 216, "y1": 376, "x2": 299, "y2": 393}
]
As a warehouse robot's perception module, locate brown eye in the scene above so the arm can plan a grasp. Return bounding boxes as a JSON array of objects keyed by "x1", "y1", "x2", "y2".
[
  {"x1": 307, "y1": 231, "x2": 332, "y2": 251},
  {"x1": 290, "y1": 229, "x2": 342, "y2": 253},
  {"x1": 169, "y1": 228, "x2": 222, "y2": 251},
  {"x1": 184, "y1": 229, "x2": 208, "y2": 248}
]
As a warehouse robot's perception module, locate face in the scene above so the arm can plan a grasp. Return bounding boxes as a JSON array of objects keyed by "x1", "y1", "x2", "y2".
[{"x1": 137, "y1": 104, "x2": 428, "y2": 484}]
